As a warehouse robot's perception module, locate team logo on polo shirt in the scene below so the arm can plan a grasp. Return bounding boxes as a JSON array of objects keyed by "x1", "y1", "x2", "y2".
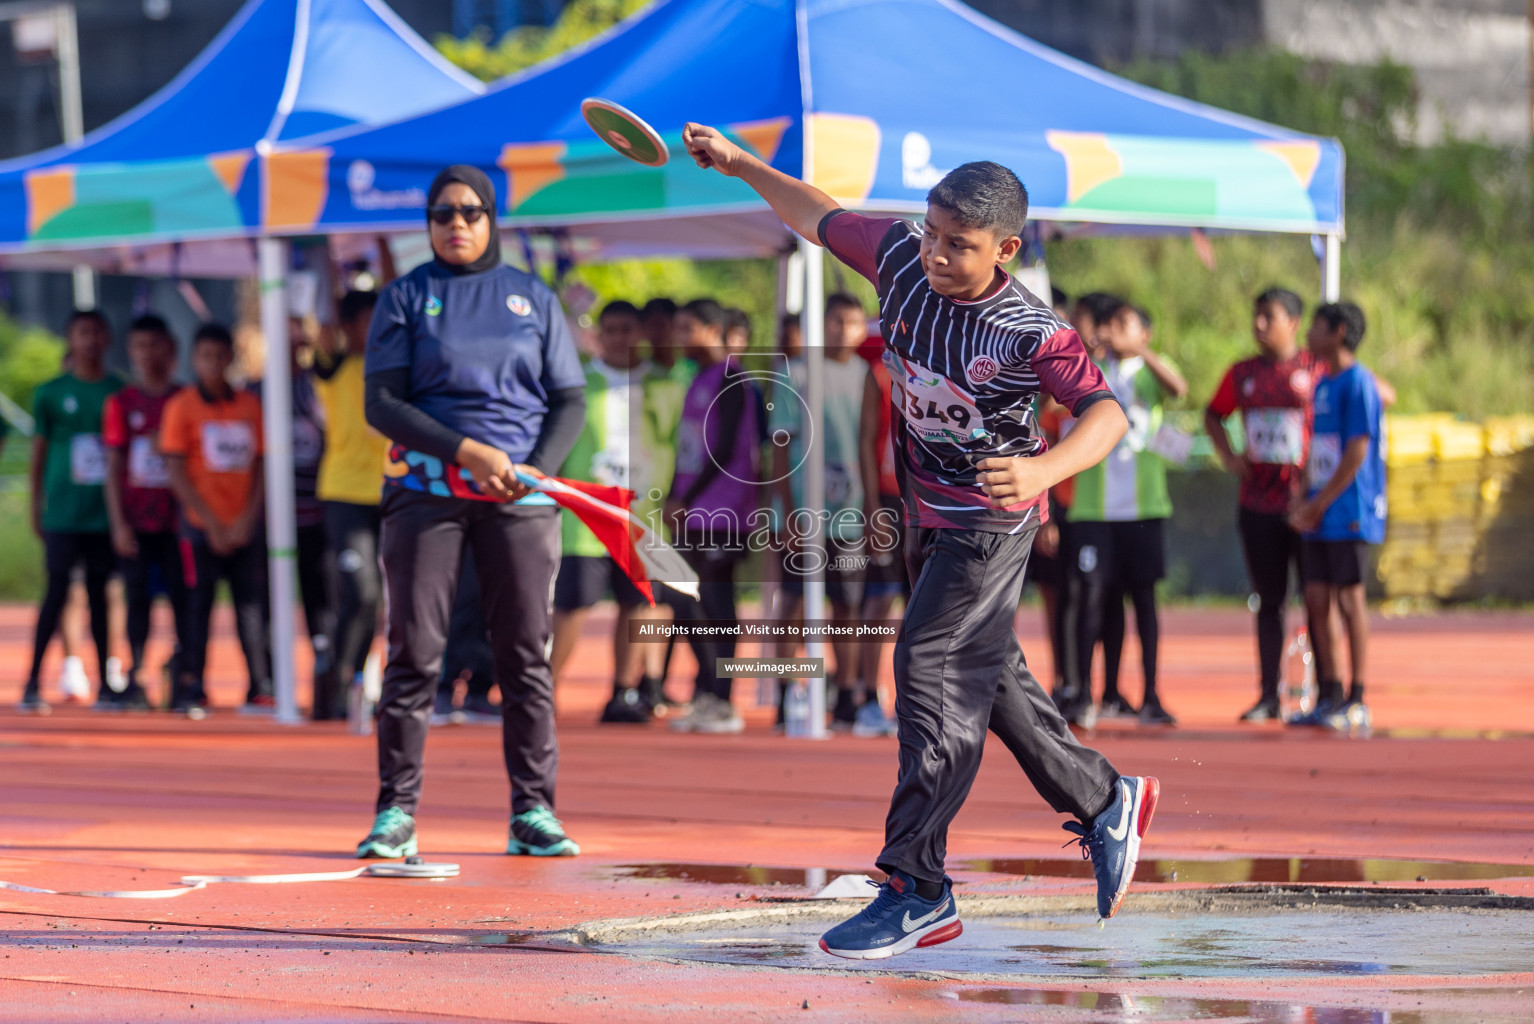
[
  {"x1": 63, "y1": 396, "x2": 78, "y2": 414},
  {"x1": 966, "y1": 354, "x2": 999, "y2": 385},
  {"x1": 425, "y1": 295, "x2": 443, "y2": 317},
  {"x1": 1291, "y1": 368, "x2": 1312, "y2": 394},
  {"x1": 129, "y1": 410, "x2": 145, "y2": 430},
  {"x1": 506, "y1": 295, "x2": 531, "y2": 317}
]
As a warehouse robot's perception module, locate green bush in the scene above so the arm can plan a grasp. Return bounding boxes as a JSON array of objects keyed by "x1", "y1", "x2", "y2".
[
  {"x1": 0, "y1": 312, "x2": 64, "y2": 418},
  {"x1": 435, "y1": 0, "x2": 652, "y2": 81}
]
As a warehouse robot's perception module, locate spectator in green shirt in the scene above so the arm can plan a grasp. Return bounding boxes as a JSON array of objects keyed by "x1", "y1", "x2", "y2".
[
  {"x1": 1065, "y1": 302, "x2": 1187, "y2": 728},
  {"x1": 19, "y1": 311, "x2": 125, "y2": 713}
]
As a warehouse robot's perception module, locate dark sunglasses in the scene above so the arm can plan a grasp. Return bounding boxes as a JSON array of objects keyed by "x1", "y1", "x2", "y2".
[{"x1": 428, "y1": 203, "x2": 490, "y2": 226}]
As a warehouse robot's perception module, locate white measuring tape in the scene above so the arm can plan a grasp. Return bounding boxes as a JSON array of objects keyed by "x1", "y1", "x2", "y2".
[{"x1": 0, "y1": 860, "x2": 459, "y2": 899}]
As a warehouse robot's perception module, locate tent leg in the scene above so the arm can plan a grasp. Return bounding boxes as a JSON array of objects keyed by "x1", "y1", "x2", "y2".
[
  {"x1": 1320, "y1": 232, "x2": 1341, "y2": 302},
  {"x1": 793, "y1": 234, "x2": 828, "y2": 740},
  {"x1": 258, "y1": 237, "x2": 302, "y2": 726}
]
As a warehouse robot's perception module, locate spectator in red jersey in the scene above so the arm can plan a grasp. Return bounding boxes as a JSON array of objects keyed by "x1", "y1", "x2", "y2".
[
  {"x1": 1205, "y1": 287, "x2": 1317, "y2": 722},
  {"x1": 103, "y1": 315, "x2": 184, "y2": 709}
]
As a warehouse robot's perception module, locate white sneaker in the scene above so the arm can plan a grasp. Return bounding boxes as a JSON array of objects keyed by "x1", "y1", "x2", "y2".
[
  {"x1": 106, "y1": 657, "x2": 128, "y2": 694},
  {"x1": 58, "y1": 656, "x2": 90, "y2": 702},
  {"x1": 670, "y1": 693, "x2": 743, "y2": 734},
  {"x1": 669, "y1": 693, "x2": 715, "y2": 733},
  {"x1": 693, "y1": 696, "x2": 745, "y2": 735}
]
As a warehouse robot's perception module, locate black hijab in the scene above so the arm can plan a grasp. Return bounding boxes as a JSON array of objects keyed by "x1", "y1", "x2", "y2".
[{"x1": 427, "y1": 165, "x2": 502, "y2": 275}]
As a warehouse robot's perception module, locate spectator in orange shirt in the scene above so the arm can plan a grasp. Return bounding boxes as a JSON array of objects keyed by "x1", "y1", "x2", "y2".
[{"x1": 159, "y1": 324, "x2": 270, "y2": 716}]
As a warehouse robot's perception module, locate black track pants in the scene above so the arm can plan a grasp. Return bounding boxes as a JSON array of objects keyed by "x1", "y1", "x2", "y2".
[
  {"x1": 375, "y1": 489, "x2": 560, "y2": 817},
  {"x1": 877, "y1": 524, "x2": 1121, "y2": 883}
]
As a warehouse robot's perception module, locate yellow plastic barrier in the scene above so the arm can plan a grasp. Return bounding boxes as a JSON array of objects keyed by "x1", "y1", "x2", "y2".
[{"x1": 1379, "y1": 414, "x2": 1534, "y2": 601}]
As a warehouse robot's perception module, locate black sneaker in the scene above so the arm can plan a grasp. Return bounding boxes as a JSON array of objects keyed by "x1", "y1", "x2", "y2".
[
  {"x1": 642, "y1": 675, "x2": 687, "y2": 717},
  {"x1": 506, "y1": 806, "x2": 579, "y2": 857},
  {"x1": 357, "y1": 807, "x2": 417, "y2": 858},
  {"x1": 170, "y1": 684, "x2": 207, "y2": 720},
  {"x1": 1099, "y1": 695, "x2": 1139, "y2": 719},
  {"x1": 830, "y1": 687, "x2": 859, "y2": 731},
  {"x1": 93, "y1": 691, "x2": 126, "y2": 713},
  {"x1": 1239, "y1": 698, "x2": 1281, "y2": 722},
  {"x1": 1138, "y1": 699, "x2": 1177, "y2": 726},
  {"x1": 16, "y1": 687, "x2": 50, "y2": 715},
  {"x1": 121, "y1": 684, "x2": 152, "y2": 711},
  {"x1": 600, "y1": 687, "x2": 652, "y2": 724},
  {"x1": 1288, "y1": 697, "x2": 1341, "y2": 727}
]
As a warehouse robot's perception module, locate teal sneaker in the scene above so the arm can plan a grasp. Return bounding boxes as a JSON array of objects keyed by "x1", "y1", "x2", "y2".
[
  {"x1": 356, "y1": 806, "x2": 417, "y2": 859},
  {"x1": 506, "y1": 806, "x2": 580, "y2": 857}
]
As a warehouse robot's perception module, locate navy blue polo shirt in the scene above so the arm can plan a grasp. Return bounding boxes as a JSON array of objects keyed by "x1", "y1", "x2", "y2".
[{"x1": 364, "y1": 261, "x2": 585, "y2": 462}]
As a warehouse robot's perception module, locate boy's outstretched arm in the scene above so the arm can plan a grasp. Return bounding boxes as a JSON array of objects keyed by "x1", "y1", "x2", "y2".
[
  {"x1": 683, "y1": 123, "x2": 838, "y2": 243},
  {"x1": 978, "y1": 400, "x2": 1127, "y2": 507}
]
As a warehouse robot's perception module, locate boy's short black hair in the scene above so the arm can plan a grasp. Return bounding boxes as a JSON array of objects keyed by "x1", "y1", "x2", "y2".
[
  {"x1": 128, "y1": 313, "x2": 171, "y2": 338},
  {"x1": 825, "y1": 292, "x2": 864, "y2": 318},
  {"x1": 1315, "y1": 301, "x2": 1367, "y2": 351},
  {"x1": 927, "y1": 161, "x2": 1029, "y2": 239},
  {"x1": 193, "y1": 323, "x2": 235, "y2": 349},
  {"x1": 1255, "y1": 287, "x2": 1303, "y2": 321},
  {"x1": 1077, "y1": 291, "x2": 1124, "y2": 325},
  {"x1": 642, "y1": 297, "x2": 677, "y2": 319},
  {"x1": 338, "y1": 290, "x2": 379, "y2": 325},
  {"x1": 599, "y1": 299, "x2": 642, "y2": 322},
  {"x1": 722, "y1": 307, "x2": 751, "y2": 340},
  {"x1": 1050, "y1": 285, "x2": 1069, "y2": 310},
  {"x1": 65, "y1": 309, "x2": 109, "y2": 334},
  {"x1": 1117, "y1": 303, "x2": 1153, "y2": 329},
  {"x1": 779, "y1": 313, "x2": 801, "y2": 331},
  {"x1": 680, "y1": 298, "x2": 726, "y2": 330}
]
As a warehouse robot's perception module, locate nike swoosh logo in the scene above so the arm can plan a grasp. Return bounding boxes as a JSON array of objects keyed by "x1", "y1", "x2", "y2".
[
  {"x1": 1105, "y1": 783, "x2": 1132, "y2": 842},
  {"x1": 901, "y1": 899, "x2": 950, "y2": 933}
]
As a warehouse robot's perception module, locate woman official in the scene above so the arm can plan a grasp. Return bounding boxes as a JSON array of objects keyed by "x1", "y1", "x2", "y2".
[{"x1": 356, "y1": 166, "x2": 587, "y2": 859}]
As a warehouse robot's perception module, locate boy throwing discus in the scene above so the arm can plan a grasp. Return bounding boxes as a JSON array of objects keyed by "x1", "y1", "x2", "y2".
[{"x1": 682, "y1": 123, "x2": 1160, "y2": 960}]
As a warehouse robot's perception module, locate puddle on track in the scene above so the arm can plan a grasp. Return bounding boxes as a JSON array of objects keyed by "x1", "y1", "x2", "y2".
[
  {"x1": 604, "y1": 908, "x2": 1534, "y2": 979},
  {"x1": 944, "y1": 988, "x2": 1513, "y2": 1023},
  {"x1": 613, "y1": 857, "x2": 1534, "y2": 889}
]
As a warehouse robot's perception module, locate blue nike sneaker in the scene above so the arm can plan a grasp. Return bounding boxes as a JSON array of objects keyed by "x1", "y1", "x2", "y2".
[
  {"x1": 818, "y1": 871, "x2": 963, "y2": 960},
  {"x1": 1063, "y1": 775, "x2": 1159, "y2": 920}
]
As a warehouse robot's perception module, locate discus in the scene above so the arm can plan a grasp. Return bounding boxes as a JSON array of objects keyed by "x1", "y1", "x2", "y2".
[
  {"x1": 366, "y1": 857, "x2": 460, "y2": 880},
  {"x1": 580, "y1": 98, "x2": 669, "y2": 167}
]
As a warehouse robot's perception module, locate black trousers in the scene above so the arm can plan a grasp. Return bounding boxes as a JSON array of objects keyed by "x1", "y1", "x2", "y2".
[
  {"x1": 181, "y1": 527, "x2": 270, "y2": 700},
  {"x1": 1074, "y1": 520, "x2": 1165, "y2": 704},
  {"x1": 325, "y1": 501, "x2": 382, "y2": 682},
  {"x1": 287, "y1": 520, "x2": 340, "y2": 717},
  {"x1": 27, "y1": 531, "x2": 113, "y2": 690},
  {"x1": 1056, "y1": 520, "x2": 1124, "y2": 705},
  {"x1": 1238, "y1": 508, "x2": 1300, "y2": 701},
  {"x1": 120, "y1": 531, "x2": 187, "y2": 683},
  {"x1": 375, "y1": 489, "x2": 560, "y2": 817},
  {"x1": 668, "y1": 533, "x2": 741, "y2": 703},
  {"x1": 878, "y1": 525, "x2": 1121, "y2": 882}
]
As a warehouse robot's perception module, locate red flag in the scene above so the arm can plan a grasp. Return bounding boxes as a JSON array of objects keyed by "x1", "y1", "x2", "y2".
[{"x1": 515, "y1": 472, "x2": 700, "y2": 604}]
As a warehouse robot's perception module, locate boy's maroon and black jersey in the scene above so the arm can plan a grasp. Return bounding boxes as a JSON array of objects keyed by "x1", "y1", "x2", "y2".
[
  {"x1": 102, "y1": 385, "x2": 180, "y2": 535},
  {"x1": 819, "y1": 210, "x2": 1115, "y2": 532},
  {"x1": 1206, "y1": 350, "x2": 1320, "y2": 516}
]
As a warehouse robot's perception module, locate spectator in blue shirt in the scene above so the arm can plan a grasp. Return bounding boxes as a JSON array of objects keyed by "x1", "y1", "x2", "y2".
[
  {"x1": 355, "y1": 165, "x2": 587, "y2": 861},
  {"x1": 1289, "y1": 301, "x2": 1385, "y2": 729}
]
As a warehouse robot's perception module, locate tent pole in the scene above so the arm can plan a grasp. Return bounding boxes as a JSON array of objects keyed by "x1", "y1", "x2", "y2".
[
  {"x1": 258, "y1": 236, "x2": 302, "y2": 725},
  {"x1": 1321, "y1": 232, "x2": 1341, "y2": 302},
  {"x1": 795, "y1": 234, "x2": 828, "y2": 740}
]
